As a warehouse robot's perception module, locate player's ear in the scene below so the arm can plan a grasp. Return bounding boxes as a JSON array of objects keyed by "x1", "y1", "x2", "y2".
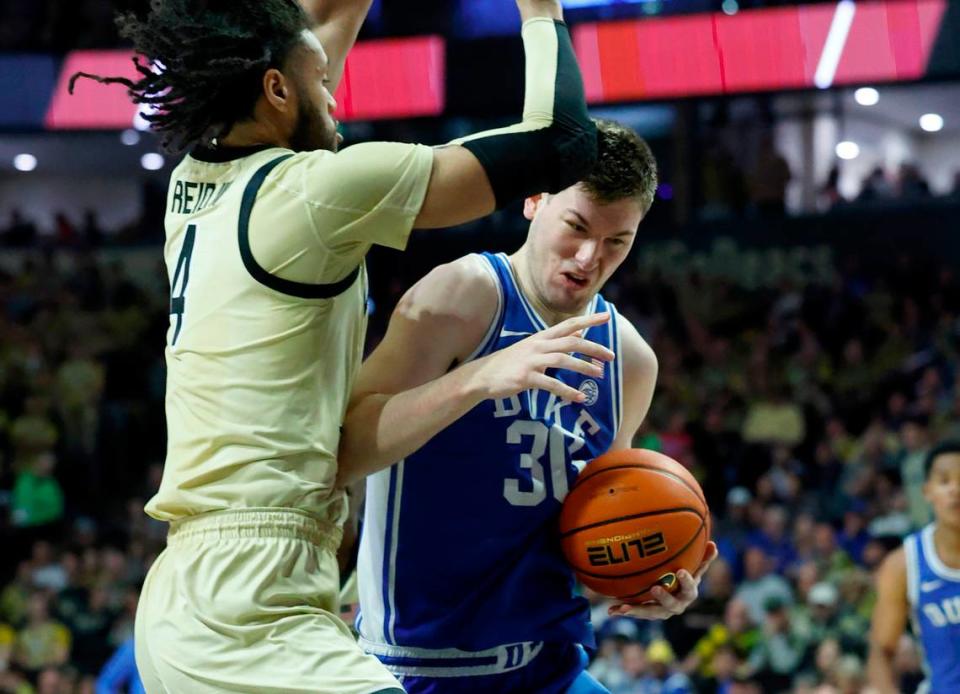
[
  {"x1": 523, "y1": 194, "x2": 546, "y2": 221},
  {"x1": 263, "y1": 68, "x2": 291, "y2": 111}
]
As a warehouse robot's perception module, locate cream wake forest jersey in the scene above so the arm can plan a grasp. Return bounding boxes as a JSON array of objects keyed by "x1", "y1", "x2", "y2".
[{"x1": 145, "y1": 142, "x2": 433, "y2": 524}]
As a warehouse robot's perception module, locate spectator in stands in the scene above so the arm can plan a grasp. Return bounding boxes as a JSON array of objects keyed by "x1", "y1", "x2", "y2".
[
  {"x1": 9, "y1": 397, "x2": 58, "y2": 473},
  {"x1": 791, "y1": 581, "x2": 865, "y2": 670},
  {"x1": 949, "y1": 169, "x2": 960, "y2": 200},
  {"x1": 1, "y1": 210, "x2": 37, "y2": 247},
  {"x1": 0, "y1": 619, "x2": 14, "y2": 672},
  {"x1": 809, "y1": 522, "x2": 853, "y2": 580},
  {"x1": 743, "y1": 597, "x2": 804, "y2": 692},
  {"x1": 733, "y1": 547, "x2": 794, "y2": 625},
  {"x1": 746, "y1": 505, "x2": 796, "y2": 573},
  {"x1": 607, "y1": 641, "x2": 649, "y2": 694},
  {"x1": 28, "y1": 542, "x2": 67, "y2": 594},
  {"x1": 817, "y1": 166, "x2": 842, "y2": 211},
  {"x1": 715, "y1": 487, "x2": 752, "y2": 562},
  {"x1": 12, "y1": 592, "x2": 70, "y2": 677},
  {"x1": 10, "y1": 452, "x2": 63, "y2": 529},
  {"x1": 741, "y1": 382, "x2": 805, "y2": 448},
  {"x1": 81, "y1": 210, "x2": 105, "y2": 248},
  {"x1": 65, "y1": 584, "x2": 114, "y2": 677},
  {"x1": 837, "y1": 503, "x2": 871, "y2": 564},
  {"x1": 639, "y1": 640, "x2": 692, "y2": 694},
  {"x1": 895, "y1": 414, "x2": 934, "y2": 529},
  {"x1": 0, "y1": 563, "x2": 33, "y2": 628},
  {"x1": 896, "y1": 163, "x2": 931, "y2": 199},
  {"x1": 683, "y1": 598, "x2": 759, "y2": 687},
  {"x1": 750, "y1": 133, "x2": 792, "y2": 219},
  {"x1": 858, "y1": 166, "x2": 895, "y2": 201}
]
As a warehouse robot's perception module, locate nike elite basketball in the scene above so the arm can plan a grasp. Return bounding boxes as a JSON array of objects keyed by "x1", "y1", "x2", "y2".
[{"x1": 559, "y1": 449, "x2": 711, "y2": 604}]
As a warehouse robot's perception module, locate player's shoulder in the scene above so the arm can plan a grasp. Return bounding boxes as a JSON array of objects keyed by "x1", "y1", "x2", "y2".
[
  {"x1": 614, "y1": 311, "x2": 657, "y2": 375},
  {"x1": 397, "y1": 254, "x2": 499, "y2": 326},
  {"x1": 285, "y1": 141, "x2": 431, "y2": 173},
  {"x1": 877, "y1": 545, "x2": 908, "y2": 585}
]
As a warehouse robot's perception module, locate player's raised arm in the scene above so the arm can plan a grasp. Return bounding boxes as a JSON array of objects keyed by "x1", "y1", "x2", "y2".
[
  {"x1": 298, "y1": 0, "x2": 372, "y2": 92},
  {"x1": 413, "y1": 0, "x2": 597, "y2": 229},
  {"x1": 867, "y1": 547, "x2": 909, "y2": 694}
]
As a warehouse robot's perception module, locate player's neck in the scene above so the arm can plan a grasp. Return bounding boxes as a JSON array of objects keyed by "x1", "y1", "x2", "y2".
[
  {"x1": 933, "y1": 523, "x2": 960, "y2": 569},
  {"x1": 219, "y1": 119, "x2": 289, "y2": 151}
]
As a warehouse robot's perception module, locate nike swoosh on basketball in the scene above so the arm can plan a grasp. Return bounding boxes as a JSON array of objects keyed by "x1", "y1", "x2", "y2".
[{"x1": 921, "y1": 580, "x2": 944, "y2": 592}]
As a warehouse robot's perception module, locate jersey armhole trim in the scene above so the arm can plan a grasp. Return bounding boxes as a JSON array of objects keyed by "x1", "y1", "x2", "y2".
[
  {"x1": 462, "y1": 255, "x2": 505, "y2": 364},
  {"x1": 608, "y1": 303, "x2": 624, "y2": 436},
  {"x1": 922, "y1": 523, "x2": 960, "y2": 581},
  {"x1": 238, "y1": 154, "x2": 361, "y2": 299},
  {"x1": 905, "y1": 535, "x2": 919, "y2": 606}
]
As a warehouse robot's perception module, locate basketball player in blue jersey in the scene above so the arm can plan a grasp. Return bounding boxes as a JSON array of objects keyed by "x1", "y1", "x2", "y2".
[
  {"x1": 339, "y1": 120, "x2": 717, "y2": 693},
  {"x1": 869, "y1": 441, "x2": 960, "y2": 693}
]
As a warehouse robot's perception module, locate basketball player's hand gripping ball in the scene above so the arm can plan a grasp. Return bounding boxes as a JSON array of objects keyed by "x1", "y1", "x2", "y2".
[{"x1": 560, "y1": 449, "x2": 718, "y2": 619}]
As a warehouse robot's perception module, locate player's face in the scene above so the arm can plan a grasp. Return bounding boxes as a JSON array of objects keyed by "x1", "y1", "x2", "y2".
[
  {"x1": 288, "y1": 31, "x2": 340, "y2": 153},
  {"x1": 924, "y1": 453, "x2": 960, "y2": 528},
  {"x1": 523, "y1": 185, "x2": 643, "y2": 315}
]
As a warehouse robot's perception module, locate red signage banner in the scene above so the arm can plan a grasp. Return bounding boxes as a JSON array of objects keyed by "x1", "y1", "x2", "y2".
[
  {"x1": 573, "y1": 0, "x2": 947, "y2": 103},
  {"x1": 46, "y1": 37, "x2": 446, "y2": 130}
]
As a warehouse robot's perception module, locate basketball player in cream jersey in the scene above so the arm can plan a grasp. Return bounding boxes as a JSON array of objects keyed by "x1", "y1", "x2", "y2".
[{"x1": 73, "y1": 0, "x2": 599, "y2": 691}]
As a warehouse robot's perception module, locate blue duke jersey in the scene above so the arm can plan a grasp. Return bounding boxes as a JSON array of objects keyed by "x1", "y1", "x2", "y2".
[
  {"x1": 357, "y1": 252, "x2": 624, "y2": 677},
  {"x1": 905, "y1": 524, "x2": 960, "y2": 693}
]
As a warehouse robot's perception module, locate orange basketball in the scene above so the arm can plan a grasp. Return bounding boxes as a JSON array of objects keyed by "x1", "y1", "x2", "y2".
[{"x1": 559, "y1": 449, "x2": 711, "y2": 604}]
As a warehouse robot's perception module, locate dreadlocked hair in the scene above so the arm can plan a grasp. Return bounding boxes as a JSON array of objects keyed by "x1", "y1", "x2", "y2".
[{"x1": 69, "y1": 0, "x2": 310, "y2": 153}]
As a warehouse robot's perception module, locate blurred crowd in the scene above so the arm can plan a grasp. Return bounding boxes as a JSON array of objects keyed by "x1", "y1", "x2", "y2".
[
  {"x1": 0, "y1": 234, "x2": 957, "y2": 692},
  {"x1": 0, "y1": 250, "x2": 167, "y2": 693}
]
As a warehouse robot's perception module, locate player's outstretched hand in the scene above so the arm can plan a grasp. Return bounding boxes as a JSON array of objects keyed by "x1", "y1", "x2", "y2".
[
  {"x1": 470, "y1": 312, "x2": 614, "y2": 403},
  {"x1": 606, "y1": 542, "x2": 719, "y2": 621}
]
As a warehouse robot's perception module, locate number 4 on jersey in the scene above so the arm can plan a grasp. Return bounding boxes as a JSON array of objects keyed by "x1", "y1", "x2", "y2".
[{"x1": 169, "y1": 224, "x2": 196, "y2": 346}]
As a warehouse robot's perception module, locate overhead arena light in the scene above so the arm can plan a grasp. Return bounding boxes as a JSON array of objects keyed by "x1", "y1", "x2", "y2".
[
  {"x1": 721, "y1": 0, "x2": 739, "y2": 16},
  {"x1": 141, "y1": 153, "x2": 165, "y2": 170},
  {"x1": 854, "y1": 87, "x2": 879, "y2": 106},
  {"x1": 835, "y1": 141, "x2": 860, "y2": 160},
  {"x1": 14, "y1": 153, "x2": 38, "y2": 171},
  {"x1": 919, "y1": 113, "x2": 944, "y2": 132}
]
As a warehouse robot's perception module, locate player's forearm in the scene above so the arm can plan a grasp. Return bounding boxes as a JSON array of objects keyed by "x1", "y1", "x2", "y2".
[
  {"x1": 450, "y1": 16, "x2": 597, "y2": 208},
  {"x1": 866, "y1": 646, "x2": 900, "y2": 694},
  {"x1": 299, "y1": 0, "x2": 373, "y2": 91},
  {"x1": 337, "y1": 360, "x2": 489, "y2": 487}
]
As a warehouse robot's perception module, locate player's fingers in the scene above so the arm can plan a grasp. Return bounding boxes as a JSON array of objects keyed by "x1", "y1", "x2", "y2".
[
  {"x1": 529, "y1": 373, "x2": 586, "y2": 403},
  {"x1": 672, "y1": 571, "x2": 699, "y2": 605},
  {"x1": 541, "y1": 311, "x2": 609, "y2": 338},
  {"x1": 540, "y1": 353, "x2": 604, "y2": 378},
  {"x1": 546, "y1": 336, "x2": 615, "y2": 361},
  {"x1": 649, "y1": 584, "x2": 686, "y2": 614},
  {"x1": 611, "y1": 603, "x2": 674, "y2": 621},
  {"x1": 693, "y1": 542, "x2": 719, "y2": 581}
]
